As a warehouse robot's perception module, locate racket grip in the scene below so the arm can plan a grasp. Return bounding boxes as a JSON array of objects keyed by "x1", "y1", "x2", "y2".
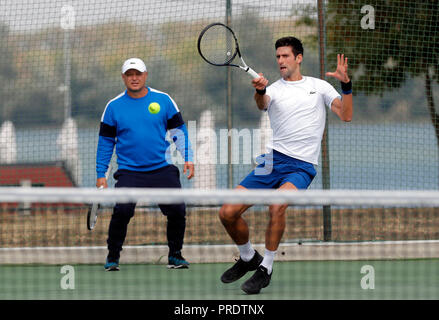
[{"x1": 247, "y1": 67, "x2": 260, "y2": 79}]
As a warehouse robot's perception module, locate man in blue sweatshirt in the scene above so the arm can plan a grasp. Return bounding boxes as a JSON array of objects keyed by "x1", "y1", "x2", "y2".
[{"x1": 96, "y1": 58, "x2": 195, "y2": 271}]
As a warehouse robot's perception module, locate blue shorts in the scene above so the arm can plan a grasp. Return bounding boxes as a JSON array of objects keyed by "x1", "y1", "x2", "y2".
[{"x1": 239, "y1": 149, "x2": 316, "y2": 190}]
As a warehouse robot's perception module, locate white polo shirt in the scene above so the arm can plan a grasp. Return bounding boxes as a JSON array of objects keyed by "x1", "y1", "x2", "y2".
[{"x1": 265, "y1": 76, "x2": 341, "y2": 165}]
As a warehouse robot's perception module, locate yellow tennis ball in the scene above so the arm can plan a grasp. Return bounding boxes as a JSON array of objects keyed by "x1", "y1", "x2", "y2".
[{"x1": 148, "y1": 102, "x2": 160, "y2": 114}]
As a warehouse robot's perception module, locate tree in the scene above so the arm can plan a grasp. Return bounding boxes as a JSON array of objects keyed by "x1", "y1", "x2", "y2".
[{"x1": 325, "y1": 0, "x2": 439, "y2": 141}]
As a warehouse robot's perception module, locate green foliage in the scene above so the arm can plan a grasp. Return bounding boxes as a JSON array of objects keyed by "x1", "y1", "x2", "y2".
[{"x1": 326, "y1": 0, "x2": 439, "y2": 94}]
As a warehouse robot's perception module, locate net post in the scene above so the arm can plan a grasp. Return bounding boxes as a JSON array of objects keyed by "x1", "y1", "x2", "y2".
[
  {"x1": 318, "y1": 0, "x2": 332, "y2": 241},
  {"x1": 226, "y1": 0, "x2": 233, "y2": 189},
  {"x1": 63, "y1": 28, "x2": 72, "y2": 120}
]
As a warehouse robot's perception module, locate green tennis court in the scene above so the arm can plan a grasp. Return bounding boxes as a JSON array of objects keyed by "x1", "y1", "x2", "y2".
[{"x1": 1, "y1": 259, "x2": 438, "y2": 300}]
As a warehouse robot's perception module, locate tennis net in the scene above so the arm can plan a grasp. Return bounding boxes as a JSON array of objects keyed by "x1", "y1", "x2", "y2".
[
  {"x1": 1, "y1": 188, "x2": 439, "y2": 262},
  {"x1": 1, "y1": 187, "x2": 439, "y2": 299}
]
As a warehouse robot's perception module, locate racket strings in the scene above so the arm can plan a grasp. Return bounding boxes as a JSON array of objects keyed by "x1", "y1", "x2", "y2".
[{"x1": 199, "y1": 25, "x2": 237, "y2": 65}]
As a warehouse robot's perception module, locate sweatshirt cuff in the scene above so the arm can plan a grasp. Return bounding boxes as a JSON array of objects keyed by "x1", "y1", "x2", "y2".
[{"x1": 97, "y1": 171, "x2": 107, "y2": 179}]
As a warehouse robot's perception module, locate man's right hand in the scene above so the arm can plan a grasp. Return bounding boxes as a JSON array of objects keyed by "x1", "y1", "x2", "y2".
[
  {"x1": 253, "y1": 73, "x2": 270, "y2": 111},
  {"x1": 252, "y1": 73, "x2": 269, "y2": 90},
  {"x1": 96, "y1": 178, "x2": 108, "y2": 189}
]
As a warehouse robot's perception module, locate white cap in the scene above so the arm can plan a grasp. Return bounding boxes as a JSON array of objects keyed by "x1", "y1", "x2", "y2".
[{"x1": 121, "y1": 58, "x2": 147, "y2": 74}]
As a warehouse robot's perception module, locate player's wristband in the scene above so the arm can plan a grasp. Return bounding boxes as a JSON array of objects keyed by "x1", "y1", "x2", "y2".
[
  {"x1": 341, "y1": 80, "x2": 352, "y2": 95},
  {"x1": 256, "y1": 88, "x2": 266, "y2": 95}
]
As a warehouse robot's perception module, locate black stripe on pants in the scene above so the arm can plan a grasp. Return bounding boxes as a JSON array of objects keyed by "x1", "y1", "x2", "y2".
[{"x1": 107, "y1": 165, "x2": 186, "y2": 260}]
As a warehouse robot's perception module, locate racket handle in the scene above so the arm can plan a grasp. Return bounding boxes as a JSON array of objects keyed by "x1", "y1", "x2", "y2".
[{"x1": 247, "y1": 67, "x2": 260, "y2": 79}]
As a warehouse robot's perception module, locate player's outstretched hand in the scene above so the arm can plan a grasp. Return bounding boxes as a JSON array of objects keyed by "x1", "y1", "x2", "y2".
[
  {"x1": 184, "y1": 161, "x2": 194, "y2": 180},
  {"x1": 326, "y1": 54, "x2": 350, "y2": 83},
  {"x1": 252, "y1": 73, "x2": 269, "y2": 90}
]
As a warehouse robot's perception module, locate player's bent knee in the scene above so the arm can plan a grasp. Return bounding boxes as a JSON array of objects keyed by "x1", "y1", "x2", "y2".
[
  {"x1": 218, "y1": 205, "x2": 230, "y2": 222},
  {"x1": 269, "y1": 205, "x2": 287, "y2": 219},
  {"x1": 219, "y1": 204, "x2": 240, "y2": 224}
]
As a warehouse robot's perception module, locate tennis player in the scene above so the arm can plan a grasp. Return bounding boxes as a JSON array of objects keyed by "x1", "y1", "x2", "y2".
[
  {"x1": 219, "y1": 37, "x2": 353, "y2": 294},
  {"x1": 96, "y1": 58, "x2": 194, "y2": 271}
]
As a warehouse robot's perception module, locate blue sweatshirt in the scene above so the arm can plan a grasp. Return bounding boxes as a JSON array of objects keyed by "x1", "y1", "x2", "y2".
[{"x1": 96, "y1": 87, "x2": 193, "y2": 178}]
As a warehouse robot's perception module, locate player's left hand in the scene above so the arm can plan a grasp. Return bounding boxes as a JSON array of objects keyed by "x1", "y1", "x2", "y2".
[
  {"x1": 326, "y1": 54, "x2": 350, "y2": 83},
  {"x1": 184, "y1": 161, "x2": 194, "y2": 180}
]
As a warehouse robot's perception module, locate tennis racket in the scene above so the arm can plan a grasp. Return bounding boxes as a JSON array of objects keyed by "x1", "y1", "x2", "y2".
[
  {"x1": 87, "y1": 166, "x2": 111, "y2": 231},
  {"x1": 197, "y1": 22, "x2": 260, "y2": 79},
  {"x1": 86, "y1": 187, "x2": 103, "y2": 230}
]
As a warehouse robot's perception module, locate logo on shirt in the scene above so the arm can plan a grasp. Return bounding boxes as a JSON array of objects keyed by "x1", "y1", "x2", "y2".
[
  {"x1": 309, "y1": 91, "x2": 316, "y2": 95},
  {"x1": 148, "y1": 102, "x2": 161, "y2": 114}
]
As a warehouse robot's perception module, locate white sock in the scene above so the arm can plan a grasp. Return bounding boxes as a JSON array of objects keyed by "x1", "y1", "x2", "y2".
[
  {"x1": 238, "y1": 241, "x2": 255, "y2": 262},
  {"x1": 261, "y1": 249, "x2": 276, "y2": 274}
]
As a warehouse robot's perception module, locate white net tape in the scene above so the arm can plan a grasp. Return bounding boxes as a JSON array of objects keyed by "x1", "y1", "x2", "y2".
[{"x1": 0, "y1": 187, "x2": 439, "y2": 206}]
